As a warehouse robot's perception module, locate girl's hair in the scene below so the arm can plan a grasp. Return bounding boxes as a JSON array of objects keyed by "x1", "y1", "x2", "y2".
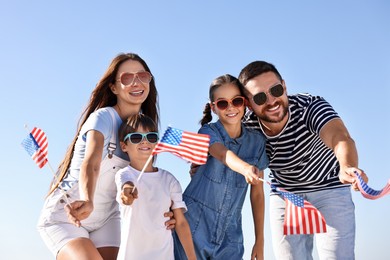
[
  {"x1": 199, "y1": 74, "x2": 244, "y2": 126},
  {"x1": 118, "y1": 113, "x2": 158, "y2": 143},
  {"x1": 48, "y1": 53, "x2": 159, "y2": 195}
]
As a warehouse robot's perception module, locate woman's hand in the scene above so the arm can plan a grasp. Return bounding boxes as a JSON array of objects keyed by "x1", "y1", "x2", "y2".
[
  {"x1": 164, "y1": 204, "x2": 176, "y2": 230},
  {"x1": 64, "y1": 200, "x2": 94, "y2": 227}
]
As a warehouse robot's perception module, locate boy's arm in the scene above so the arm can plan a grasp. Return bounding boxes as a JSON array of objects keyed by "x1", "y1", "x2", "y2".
[
  {"x1": 250, "y1": 171, "x2": 265, "y2": 260},
  {"x1": 173, "y1": 208, "x2": 196, "y2": 260},
  {"x1": 209, "y1": 142, "x2": 261, "y2": 185}
]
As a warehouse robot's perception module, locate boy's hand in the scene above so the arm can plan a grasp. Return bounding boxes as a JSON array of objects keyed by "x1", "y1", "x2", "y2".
[{"x1": 121, "y1": 182, "x2": 138, "y2": 205}]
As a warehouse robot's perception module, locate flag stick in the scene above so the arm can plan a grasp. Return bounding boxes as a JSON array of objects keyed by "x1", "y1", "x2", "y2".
[
  {"x1": 24, "y1": 124, "x2": 70, "y2": 204},
  {"x1": 131, "y1": 154, "x2": 154, "y2": 193},
  {"x1": 258, "y1": 177, "x2": 271, "y2": 186}
]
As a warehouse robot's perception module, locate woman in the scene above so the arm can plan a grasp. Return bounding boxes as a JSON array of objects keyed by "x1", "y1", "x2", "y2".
[{"x1": 37, "y1": 53, "x2": 174, "y2": 260}]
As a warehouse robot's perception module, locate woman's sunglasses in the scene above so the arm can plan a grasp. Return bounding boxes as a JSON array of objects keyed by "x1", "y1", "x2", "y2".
[
  {"x1": 252, "y1": 83, "x2": 284, "y2": 106},
  {"x1": 124, "y1": 132, "x2": 159, "y2": 144},
  {"x1": 212, "y1": 96, "x2": 245, "y2": 110},
  {"x1": 117, "y1": 71, "x2": 152, "y2": 86}
]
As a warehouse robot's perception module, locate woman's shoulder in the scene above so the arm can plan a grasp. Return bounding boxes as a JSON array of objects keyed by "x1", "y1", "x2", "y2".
[{"x1": 81, "y1": 107, "x2": 116, "y2": 137}]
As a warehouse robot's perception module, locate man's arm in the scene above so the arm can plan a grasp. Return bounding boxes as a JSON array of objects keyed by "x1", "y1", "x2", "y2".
[{"x1": 319, "y1": 118, "x2": 368, "y2": 187}]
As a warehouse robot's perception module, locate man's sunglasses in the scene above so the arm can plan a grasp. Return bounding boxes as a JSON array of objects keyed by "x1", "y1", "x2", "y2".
[
  {"x1": 252, "y1": 83, "x2": 284, "y2": 106},
  {"x1": 116, "y1": 71, "x2": 152, "y2": 86},
  {"x1": 124, "y1": 132, "x2": 159, "y2": 144},
  {"x1": 212, "y1": 96, "x2": 245, "y2": 110}
]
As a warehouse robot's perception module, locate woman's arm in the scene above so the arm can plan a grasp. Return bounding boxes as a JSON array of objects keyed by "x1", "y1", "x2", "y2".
[{"x1": 65, "y1": 130, "x2": 104, "y2": 227}]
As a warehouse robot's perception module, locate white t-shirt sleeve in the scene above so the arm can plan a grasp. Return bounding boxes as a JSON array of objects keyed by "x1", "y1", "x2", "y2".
[{"x1": 169, "y1": 176, "x2": 187, "y2": 212}]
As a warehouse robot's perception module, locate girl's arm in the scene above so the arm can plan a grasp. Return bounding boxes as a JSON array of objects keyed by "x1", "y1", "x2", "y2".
[
  {"x1": 173, "y1": 208, "x2": 196, "y2": 260},
  {"x1": 209, "y1": 142, "x2": 260, "y2": 184},
  {"x1": 65, "y1": 130, "x2": 103, "y2": 227},
  {"x1": 250, "y1": 170, "x2": 265, "y2": 260}
]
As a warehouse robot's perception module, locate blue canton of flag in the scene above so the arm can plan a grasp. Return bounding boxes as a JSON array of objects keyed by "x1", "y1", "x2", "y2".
[
  {"x1": 21, "y1": 134, "x2": 40, "y2": 157},
  {"x1": 277, "y1": 188, "x2": 304, "y2": 207},
  {"x1": 355, "y1": 171, "x2": 390, "y2": 200},
  {"x1": 21, "y1": 127, "x2": 48, "y2": 168},
  {"x1": 160, "y1": 127, "x2": 182, "y2": 145}
]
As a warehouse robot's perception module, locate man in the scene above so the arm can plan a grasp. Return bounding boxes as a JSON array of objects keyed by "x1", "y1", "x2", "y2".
[{"x1": 238, "y1": 60, "x2": 368, "y2": 260}]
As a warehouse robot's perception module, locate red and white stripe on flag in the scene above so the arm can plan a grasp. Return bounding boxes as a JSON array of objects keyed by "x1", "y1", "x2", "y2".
[
  {"x1": 284, "y1": 199, "x2": 327, "y2": 235},
  {"x1": 152, "y1": 127, "x2": 210, "y2": 165}
]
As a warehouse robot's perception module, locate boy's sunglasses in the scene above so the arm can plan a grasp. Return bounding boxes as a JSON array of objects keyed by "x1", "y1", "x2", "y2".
[
  {"x1": 212, "y1": 96, "x2": 245, "y2": 110},
  {"x1": 124, "y1": 132, "x2": 159, "y2": 144},
  {"x1": 116, "y1": 71, "x2": 152, "y2": 86},
  {"x1": 252, "y1": 84, "x2": 284, "y2": 106}
]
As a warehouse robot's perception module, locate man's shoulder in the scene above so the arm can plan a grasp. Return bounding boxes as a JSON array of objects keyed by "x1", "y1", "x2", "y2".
[{"x1": 289, "y1": 93, "x2": 326, "y2": 110}]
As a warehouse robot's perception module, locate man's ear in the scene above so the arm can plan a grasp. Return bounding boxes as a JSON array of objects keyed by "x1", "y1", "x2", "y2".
[{"x1": 282, "y1": 80, "x2": 287, "y2": 95}]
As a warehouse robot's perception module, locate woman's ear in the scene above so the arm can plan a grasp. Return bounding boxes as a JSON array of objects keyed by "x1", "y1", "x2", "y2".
[{"x1": 110, "y1": 83, "x2": 118, "y2": 95}]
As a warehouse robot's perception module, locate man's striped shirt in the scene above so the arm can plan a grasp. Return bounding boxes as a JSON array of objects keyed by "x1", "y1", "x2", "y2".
[{"x1": 243, "y1": 94, "x2": 349, "y2": 193}]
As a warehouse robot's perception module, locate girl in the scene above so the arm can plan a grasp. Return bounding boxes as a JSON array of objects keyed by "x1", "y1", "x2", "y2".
[
  {"x1": 115, "y1": 114, "x2": 196, "y2": 260},
  {"x1": 37, "y1": 53, "x2": 175, "y2": 260},
  {"x1": 174, "y1": 74, "x2": 269, "y2": 260}
]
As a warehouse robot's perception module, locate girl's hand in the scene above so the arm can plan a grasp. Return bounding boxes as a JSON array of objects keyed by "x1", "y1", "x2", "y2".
[{"x1": 243, "y1": 165, "x2": 261, "y2": 185}]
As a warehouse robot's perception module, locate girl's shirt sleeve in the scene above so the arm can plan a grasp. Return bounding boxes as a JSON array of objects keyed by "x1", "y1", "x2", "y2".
[{"x1": 198, "y1": 124, "x2": 222, "y2": 146}]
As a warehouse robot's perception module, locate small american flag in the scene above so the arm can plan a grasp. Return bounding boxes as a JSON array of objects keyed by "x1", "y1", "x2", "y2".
[
  {"x1": 21, "y1": 127, "x2": 48, "y2": 168},
  {"x1": 355, "y1": 171, "x2": 390, "y2": 200},
  {"x1": 152, "y1": 126, "x2": 210, "y2": 165},
  {"x1": 273, "y1": 185, "x2": 327, "y2": 235}
]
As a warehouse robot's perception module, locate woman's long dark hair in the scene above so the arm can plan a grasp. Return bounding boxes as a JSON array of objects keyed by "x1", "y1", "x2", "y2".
[{"x1": 48, "y1": 53, "x2": 159, "y2": 195}]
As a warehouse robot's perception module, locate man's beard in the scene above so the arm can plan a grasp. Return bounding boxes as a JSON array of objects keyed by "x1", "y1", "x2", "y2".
[{"x1": 257, "y1": 102, "x2": 288, "y2": 123}]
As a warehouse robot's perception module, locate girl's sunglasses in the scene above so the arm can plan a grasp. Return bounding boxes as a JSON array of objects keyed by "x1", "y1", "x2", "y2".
[
  {"x1": 124, "y1": 132, "x2": 159, "y2": 144},
  {"x1": 117, "y1": 71, "x2": 152, "y2": 86},
  {"x1": 212, "y1": 96, "x2": 245, "y2": 110},
  {"x1": 252, "y1": 83, "x2": 284, "y2": 106}
]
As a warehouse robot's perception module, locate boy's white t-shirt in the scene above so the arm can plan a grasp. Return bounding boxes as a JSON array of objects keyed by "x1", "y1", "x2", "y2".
[{"x1": 115, "y1": 165, "x2": 187, "y2": 260}]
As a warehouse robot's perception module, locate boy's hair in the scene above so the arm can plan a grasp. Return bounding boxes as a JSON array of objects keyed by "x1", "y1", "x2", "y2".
[{"x1": 119, "y1": 113, "x2": 158, "y2": 142}]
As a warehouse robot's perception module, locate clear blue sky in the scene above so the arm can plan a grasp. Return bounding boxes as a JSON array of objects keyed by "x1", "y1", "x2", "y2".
[{"x1": 1, "y1": 1, "x2": 389, "y2": 259}]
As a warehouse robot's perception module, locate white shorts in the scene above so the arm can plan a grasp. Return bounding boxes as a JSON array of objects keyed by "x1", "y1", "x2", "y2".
[
  {"x1": 37, "y1": 154, "x2": 128, "y2": 256},
  {"x1": 38, "y1": 212, "x2": 121, "y2": 256}
]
